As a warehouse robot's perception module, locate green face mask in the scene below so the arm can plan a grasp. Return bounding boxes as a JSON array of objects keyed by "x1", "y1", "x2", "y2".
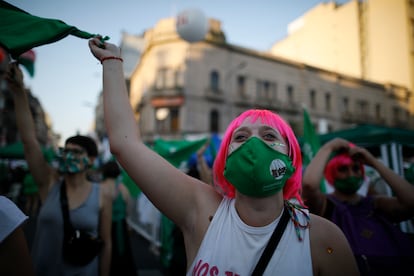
[
  {"x1": 224, "y1": 137, "x2": 295, "y2": 197},
  {"x1": 334, "y1": 176, "x2": 364, "y2": 194},
  {"x1": 58, "y1": 152, "x2": 90, "y2": 174}
]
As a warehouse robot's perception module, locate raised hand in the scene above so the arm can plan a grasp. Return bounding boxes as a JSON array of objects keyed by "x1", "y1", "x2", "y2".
[{"x1": 88, "y1": 37, "x2": 121, "y2": 62}]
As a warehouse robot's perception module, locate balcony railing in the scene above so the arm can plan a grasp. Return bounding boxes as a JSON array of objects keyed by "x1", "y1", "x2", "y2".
[{"x1": 204, "y1": 87, "x2": 225, "y2": 102}]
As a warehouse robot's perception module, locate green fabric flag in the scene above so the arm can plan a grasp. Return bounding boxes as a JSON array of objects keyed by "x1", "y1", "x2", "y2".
[
  {"x1": 121, "y1": 169, "x2": 141, "y2": 198},
  {"x1": 302, "y1": 108, "x2": 326, "y2": 193},
  {"x1": 159, "y1": 215, "x2": 175, "y2": 268},
  {"x1": 151, "y1": 137, "x2": 208, "y2": 268},
  {"x1": 152, "y1": 137, "x2": 208, "y2": 168},
  {"x1": 0, "y1": 1, "x2": 108, "y2": 58}
]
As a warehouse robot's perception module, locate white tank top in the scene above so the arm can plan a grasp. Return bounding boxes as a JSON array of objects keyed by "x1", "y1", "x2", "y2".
[{"x1": 187, "y1": 197, "x2": 313, "y2": 276}]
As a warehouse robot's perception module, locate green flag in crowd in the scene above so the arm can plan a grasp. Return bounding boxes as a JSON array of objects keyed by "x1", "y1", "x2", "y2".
[
  {"x1": 302, "y1": 108, "x2": 320, "y2": 165},
  {"x1": 152, "y1": 137, "x2": 209, "y2": 169},
  {"x1": 302, "y1": 107, "x2": 326, "y2": 193},
  {"x1": 0, "y1": 0, "x2": 108, "y2": 58},
  {"x1": 151, "y1": 136, "x2": 208, "y2": 268}
]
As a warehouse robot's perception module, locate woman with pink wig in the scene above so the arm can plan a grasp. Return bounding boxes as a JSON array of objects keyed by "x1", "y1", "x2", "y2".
[
  {"x1": 303, "y1": 137, "x2": 414, "y2": 275},
  {"x1": 89, "y1": 38, "x2": 358, "y2": 275}
]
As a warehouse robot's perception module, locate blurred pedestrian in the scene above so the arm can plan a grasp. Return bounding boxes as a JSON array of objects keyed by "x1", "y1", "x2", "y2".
[
  {"x1": 7, "y1": 62, "x2": 112, "y2": 276},
  {"x1": 101, "y1": 160, "x2": 136, "y2": 275}
]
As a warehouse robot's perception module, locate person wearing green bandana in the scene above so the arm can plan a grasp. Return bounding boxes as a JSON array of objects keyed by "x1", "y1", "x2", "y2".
[
  {"x1": 303, "y1": 137, "x2": 414, "y2": 275},
  {"x1": 7, "y1": 62, "x2": 112, "y2": 276},
  {"x1": 89, "y1": 37, "x2": 358, "y2": 275}
]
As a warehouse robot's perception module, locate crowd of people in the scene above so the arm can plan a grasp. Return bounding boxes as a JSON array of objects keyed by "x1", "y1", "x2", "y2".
[{"x1": 0, "y1": 37, "x2": 413, "y2": 276}]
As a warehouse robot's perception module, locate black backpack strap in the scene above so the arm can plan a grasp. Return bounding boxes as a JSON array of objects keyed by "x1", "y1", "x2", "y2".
[
  {"x1": 252, "y1": 203, "x2": 291, "y2": 276},
  {"x1": 59, "y1": 181, "x2": 74, "y2": 237}
]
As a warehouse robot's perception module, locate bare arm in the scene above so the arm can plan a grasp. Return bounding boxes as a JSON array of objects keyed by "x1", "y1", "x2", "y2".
[
  {"x1": 302, "y1": 138, "x2": 350, "y2": 215},
  {"x1": 99, "y1": 186, "x2": 112, "y2": 276},
  {"x1": 88, "y1": 38, "x2": 218, "y2": 230},
  {"x1": 7, "y1": 63, "x2": 54, "y2": 201},
  {"x1": 0, "y1": 226, "x2": 35, "y2": 276},
  {"x1": 350, "y1": 146, "x2": 414, "y2": 221},
  {"x1": 119, "y1": 183, "x2": 132, "y2": 210},
  {"x1": 310, "y1": 214, "x2": 359, "y2": 276}
]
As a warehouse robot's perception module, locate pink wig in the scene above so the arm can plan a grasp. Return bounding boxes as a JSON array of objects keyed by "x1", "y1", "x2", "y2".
[
  {"x1": 212, "y1": 109, "x2": 304, "y2": 205},
  {"x1": 324, "y1": 150, "x2": 365, "y2": 186}
]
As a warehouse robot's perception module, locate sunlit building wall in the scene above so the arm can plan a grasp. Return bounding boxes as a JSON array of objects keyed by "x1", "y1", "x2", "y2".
[
  {"x1": 271, "y1": 0, "x2": 414, "y2": 113},
  {"x1": 120, "y1": 16, "x2": 413, "y2": 141}
]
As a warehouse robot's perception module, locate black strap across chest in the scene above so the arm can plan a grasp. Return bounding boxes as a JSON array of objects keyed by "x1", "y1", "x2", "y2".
[{"x1": 251, "y1": 205, "x2": 291, "y2": 276}]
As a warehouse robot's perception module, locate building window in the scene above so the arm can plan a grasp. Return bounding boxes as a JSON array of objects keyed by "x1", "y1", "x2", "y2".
[
  {"x1": 357, "y1": 100, "x2": 368, "y2": 116},
  {"x1": 325, "y1": 92, "x2": 331, "y2": 111},
  {"x1": 210, "y1": 109, "x2": 219, "y2": 133},
  {"x1": 165, "y1": 69, "x2": 174, "y2": 88},
  {"x1": 210, "y1": 70, "x2": 220, "y2": 92},
  {"x1": 263, "y1": 81, "x2": 270, "y2": 100},
  {"x1": 256, "y1": 80, "x2": 262, "y2": 99},
  {"x1": 170, "y1": 108, "x2": 179, "y2": 132},
  {"x1": 375, "y1": 103, "x2": 381, "y2": 120},
  {"x1": 342, "y1": 97, "x2": 349, "y2": 113},
  {"x1": 174, "y1": 69, "x2": 183, "y2": 87},
  {"x1": 155, "y1": 68, "x2": 167, "y2": 89},
  {"x1": 310, "y1": 90, "x2": 316, "y2": 109},
  {"x1": 237, "y1": 75, "x2": 246, "y2": 97},
  {"x1": 155, "y1": 107, "x2": 180, "y2": 134},
  {"x1": 287, "y1": 85, "x2": 294, "y2": 103},
  {"x1": 393, "y1": 106, "x2": 400, "y2": 122},
  {"x1": 256, "y1": 80, "x2": 272, "y2": 100},
  {"x1": 270, "y1": 82, "x2": 277, "y2": 100}
]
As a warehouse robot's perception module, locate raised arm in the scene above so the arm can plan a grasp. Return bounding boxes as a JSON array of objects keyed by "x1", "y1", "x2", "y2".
[
  {"x1": 7, "y1": 63, "x2": 54, "y2": 201},
  {"x1": 88, "y1": 38, "x2": 218, "y2": 228},
  {"x1": 302, "y1": 138, "x2": 350, "y2": 215},
  {"x1": 350, "y1": 145, "x2": 414, "y2": 221}
]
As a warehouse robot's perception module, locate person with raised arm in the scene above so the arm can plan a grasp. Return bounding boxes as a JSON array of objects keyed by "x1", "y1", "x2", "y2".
[
  {"x1": 89, "y1": 37, "x2": 359, "y2": 275},
  {"x1": 7, "y1": 62, "x2": 112, "y2": 276},
  {"x1": 302, "y1": 137, "x2": 414, "y2": 275}
]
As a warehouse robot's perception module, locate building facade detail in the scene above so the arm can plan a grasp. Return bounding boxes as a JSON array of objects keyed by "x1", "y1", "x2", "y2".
[
  {"x1": 271, "y1": 0, "x2": 414, "y2": 114},
  {"x1": 122, "y1": 15, "x2": 412, "y2": 141}
]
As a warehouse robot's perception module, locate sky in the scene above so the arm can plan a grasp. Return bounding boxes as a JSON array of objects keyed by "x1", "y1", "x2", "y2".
[{"x1": 7, "y1": 0, "x2": 348, "y2": 145}]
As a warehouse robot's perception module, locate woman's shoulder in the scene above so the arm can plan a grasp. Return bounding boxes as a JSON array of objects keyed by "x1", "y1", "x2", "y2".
[
  {"x1": 309, "y1": 213, "x2": 351, "y2": 250},
  {"x1": 308, "y1": 213, "x2": 360, "y2": 275},
  {"x1": 310, "y1": 213, "x2": 342, "y2": 233}
]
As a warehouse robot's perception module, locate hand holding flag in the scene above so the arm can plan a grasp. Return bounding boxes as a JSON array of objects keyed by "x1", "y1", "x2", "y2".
[{"x1": 0, "y1": 0, "x2": 109, "y2": 58}]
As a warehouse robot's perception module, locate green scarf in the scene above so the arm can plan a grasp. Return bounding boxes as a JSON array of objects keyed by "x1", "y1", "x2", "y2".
[{"x1": 0, "y1": 1, "x2": 108, "y2": 58}]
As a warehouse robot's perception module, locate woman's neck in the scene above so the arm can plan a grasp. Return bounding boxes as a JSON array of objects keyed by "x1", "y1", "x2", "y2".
[
  {"x1": 64, "y1": 172, "x2": 88, "y2": 188},
  {"x1": 234, "y1": 193, "x2": 284, "y2": 227}
]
